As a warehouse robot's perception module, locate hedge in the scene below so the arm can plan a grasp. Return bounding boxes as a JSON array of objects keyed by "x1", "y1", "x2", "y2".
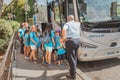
[
  {"x1": 0, "y1": 19, "x2": 13, "y2": 51},
  {"x1": 8, "y1": 20, "x2": 20, "y2": 31}
]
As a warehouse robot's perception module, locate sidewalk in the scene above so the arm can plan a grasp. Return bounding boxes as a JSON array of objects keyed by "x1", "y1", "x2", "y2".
[{"x1": 12, "y1": 45, "x2": 83, "y2": 80}]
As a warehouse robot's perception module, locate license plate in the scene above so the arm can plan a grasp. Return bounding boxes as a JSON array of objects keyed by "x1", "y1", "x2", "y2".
[{"x1": 107, "y1": 51, "x2": 119, "y2": 55}]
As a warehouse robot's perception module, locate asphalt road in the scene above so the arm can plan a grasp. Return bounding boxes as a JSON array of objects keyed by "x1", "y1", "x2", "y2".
[{"x1": 77, "y1": 57, "x2": 120, "y2": 80}]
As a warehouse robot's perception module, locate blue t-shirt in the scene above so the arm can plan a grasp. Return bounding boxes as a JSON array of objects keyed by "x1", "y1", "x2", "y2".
[
  {"x1": 18, "y1": 28, "x2": 25, "y2": 38},
  {"x1": 57, "y1": 48, "x2": 66, "y2": 55},
  {"x1": 30, "y1": 32, "x2": 38, "y2": 46},
  {"x1": 54, "y1": 35, "x2": 66, "y2": 55},
  {"x1": 54, "y1": 36, "x2": 60, "y2": 48},
  {"x1": 24, "y1": 34, "x2": 29, "y2": 46},
  {"x1": 35, "y1": 36, "x2": 41, "y2": 48},
  {"x1": 44, "y1": 30, "x2": 55, "y2": 48}
]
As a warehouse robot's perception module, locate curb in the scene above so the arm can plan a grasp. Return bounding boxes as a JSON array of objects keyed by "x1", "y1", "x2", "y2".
[{"x1": 77, "y1": 68, "x2": 92, "y2": 80}]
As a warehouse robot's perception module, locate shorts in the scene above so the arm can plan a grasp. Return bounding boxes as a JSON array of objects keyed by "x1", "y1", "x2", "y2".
[
  {"x1": 30, "y1": 45, "x2": 37, "y2": 50},
  {"x1": 45, "y1": 47, "x2": 53, "y2": 52},
  {"x1": 57, "y1": 54, "x2": 65, "y2": 61}
]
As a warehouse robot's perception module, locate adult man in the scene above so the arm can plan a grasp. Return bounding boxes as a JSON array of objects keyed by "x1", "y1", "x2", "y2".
[
  {"x1": 62, "y1": 15, "x2": 80, "y2": 79},
  {"x1": 18, "y1": 23, "x2": 25, "y2": 54}
]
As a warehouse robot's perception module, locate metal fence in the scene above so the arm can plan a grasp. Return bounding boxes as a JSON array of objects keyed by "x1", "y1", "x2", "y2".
[{"x1": 0, "y1": 32, "x2": 16, "y2": 80}]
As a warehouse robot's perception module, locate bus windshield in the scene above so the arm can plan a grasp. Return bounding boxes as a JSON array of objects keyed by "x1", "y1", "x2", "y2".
[{"x1": 78, "y1": 0, "x2": 120, "y2": 22}]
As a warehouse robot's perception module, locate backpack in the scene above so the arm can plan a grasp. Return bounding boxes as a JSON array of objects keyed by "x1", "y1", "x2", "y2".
[
  {"x1": 15, "y1": 31, "x2": 21, "y2": 42},
  {"x1": 43, "y1": 31, "x2": 51, "y2": 43},
  {"x1": 27, "y1": 34, "x2": 30, "y2": 45},
  {"x1": 23, "y1": 33, "x2": 30, "y2": 45},
  {"x1": 16, "y1": 28, "x2": 24, "y2": 42}
]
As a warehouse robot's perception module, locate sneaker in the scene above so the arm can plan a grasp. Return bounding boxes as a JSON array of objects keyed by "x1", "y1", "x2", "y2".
[
  {"x1": 48, "y1": 64, "x2": 53, "y2": 69},
  {"x1": 33, "y1": 60, "x2": 39, "y2": 64},
  {"x1": 66, "y1": 74, "x2": 76, "y2": 79},
  {"x1": 25, "y1": 56, "x2": 28, "y2": 60},
  {"x1": 29, "y1": 60, "x2": 33, "y2": 63},
  {"x1": 60, "y1": 64, "x2": 65, "y2": 67},
  {"x1": 36, "y1": 60, "x2": 39, "y2": 64},
  {"x1": 54, "y1": 61, "x2": 57, "y2": 64},
  {"x1": 42, "y1": 61, "x2": 47, "y2": 64},
  {"x1": 26, "y1": 57, "x2": 29, "y2": 60}
]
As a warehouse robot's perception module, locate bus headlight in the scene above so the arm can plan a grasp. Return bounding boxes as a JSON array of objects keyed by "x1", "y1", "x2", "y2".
[{"x1": 80, "y1": 41, "x2": 98, "y2": 48}]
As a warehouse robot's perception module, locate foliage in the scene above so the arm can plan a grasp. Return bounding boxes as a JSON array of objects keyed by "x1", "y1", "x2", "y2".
[
  {"x1": 28, "y1": 18, "x2": 33, "y2": 25},
  {"x1": 1, "y1": 0, "x2": 36, "y2": 22},
  {"x1": 8, "y1": 20, "x2": 20, "y2": 31},
  {"x1": 0, "y1": 19, "x2": 13, "y2": 51},
  {"x1": 27, "y1": 0, "x2": 35, "y2": 18},
  {"x1": 0, "y1": 0, "x2": 16, "y2": 18},
  {"x1": 1, "y1": 0, "x2": 26, "y2": 22},
  {"x1": 12, "y1": 0, "x2": 26, "y2": 22},
  {"x1": 17, "y1": 0, "x2": 25, "y2": 8}
]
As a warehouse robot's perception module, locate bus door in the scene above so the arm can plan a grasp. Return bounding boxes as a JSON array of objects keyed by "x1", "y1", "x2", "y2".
[
  {"x1": 47, "y1": 0, "x2": 66, "y2": 29},
  {"x1": 64, "y1": 0, "x2": 80, "y2": 21},
  {"x1": 65, "y1": 0, "x2": 74, "y2": 17}
]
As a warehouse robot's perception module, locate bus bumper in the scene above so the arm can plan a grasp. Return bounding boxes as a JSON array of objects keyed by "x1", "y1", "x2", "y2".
[{"x1": 77, "y1": 47, "x2": 120, "y2": 61}]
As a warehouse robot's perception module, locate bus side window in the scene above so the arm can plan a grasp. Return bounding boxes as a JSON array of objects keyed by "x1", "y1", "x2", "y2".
[
  {"x1": 54, "y1": 1, "x2": 65, "y2": 25},
  {"x1": 54, "y1": 2, "x2": 60, "y2": 23}
]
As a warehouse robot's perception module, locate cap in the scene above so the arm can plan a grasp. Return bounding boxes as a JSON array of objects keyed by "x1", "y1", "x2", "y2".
[{"x1": 55, "y1": 29, "x2": 61, "y2": 32}]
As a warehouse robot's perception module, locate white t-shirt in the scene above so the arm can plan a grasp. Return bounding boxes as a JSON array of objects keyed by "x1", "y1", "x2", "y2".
[{"x1": 63, "y1": 20, "x2": 81, "y2": 38}]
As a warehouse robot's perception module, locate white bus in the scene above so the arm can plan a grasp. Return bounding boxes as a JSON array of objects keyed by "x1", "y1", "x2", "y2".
[
  {"x1": 37, "y1": 0, "x2": 120, "y2": 61},
  {"x1": 70, "y1": 0, "x2": 120, "y2": 61}
]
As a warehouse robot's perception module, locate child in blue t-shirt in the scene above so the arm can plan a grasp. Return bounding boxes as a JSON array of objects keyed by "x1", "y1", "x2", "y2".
[
  {"x1": 29, "y1": 25, "x2": 41, "y2": 63},
  {"x1": 23, "y1": 30, "x2": 30, "y2": 60},
  {"x1": 42, "y1": 23, "x2": 55, "y2": 66},
  {"x1": 43, "y1": 30, "x2": 55, "y2": 65},
  {"x1": 29, "y1": 26, "x2": 39, "y2": 62},
  {"x1": 54, "y1": 29, "x2": 66, "y2": 66}
]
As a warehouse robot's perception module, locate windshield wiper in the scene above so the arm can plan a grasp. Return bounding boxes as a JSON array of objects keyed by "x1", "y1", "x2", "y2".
[
  {"x1": 92, "y1": 20, "x2": 120, "y2": 28},
  {"x1": 82, "y1": 22, "x2": 98, "y2": 28}
]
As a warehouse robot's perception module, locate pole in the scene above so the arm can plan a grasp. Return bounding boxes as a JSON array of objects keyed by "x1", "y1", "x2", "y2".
[
  {"x1": 73, "y1": 0, "x2": 79, "y2": 21},
  {"x1": 58, "y1": 0, "x2": 62, "y2": 27},
  {"x1": 25, "y1": 0, "x2": 27, "y2": 22},
  {"x1": 65, "y1": 0, "x2": 68, "y2": 22},
  {"x1": 46, "y1": 0, "x2": 48, "y2": 22},
  {"x1": 25, "y1": 11, "x2": 27, "y2": 22}
]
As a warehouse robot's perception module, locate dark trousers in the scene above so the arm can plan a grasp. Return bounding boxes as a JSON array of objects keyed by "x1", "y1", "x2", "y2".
[
  {"x1": 20, "y1": 39, "x2": 24, "y2": 54},
  {"x1": 65, "y1": 38, "x2": 80, "y2": 76}
]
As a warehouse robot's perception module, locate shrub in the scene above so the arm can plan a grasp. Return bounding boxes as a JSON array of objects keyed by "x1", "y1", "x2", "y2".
[
  {"x1": 0, "y1": 19, "x2": 13, "y2": 51},
  {"x1": 8, "y1": 21, "x2": 20, "y2": 31}
]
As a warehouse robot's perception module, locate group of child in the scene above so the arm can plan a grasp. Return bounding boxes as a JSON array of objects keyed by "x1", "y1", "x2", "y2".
[{"x1": 18, "y1": 22, "x2": 66, "y2": 66}]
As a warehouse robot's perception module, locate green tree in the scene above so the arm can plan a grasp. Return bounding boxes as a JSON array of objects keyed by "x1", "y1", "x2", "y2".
[
  {"x1": 27, "y1": 0, "x2": 36, "y2": 18},
  {"x1": 1, "y1": 0, "x2": 16, "y2": 18},
  {"x1": 1, "y1": 0, "x2": 36, "y2": 22},
  {"x1": 12, "y1": 0, "x2": 26, "y2": 22},
  {"x1": 1, "y1": 0, "x2": 26, "y2": 22}
]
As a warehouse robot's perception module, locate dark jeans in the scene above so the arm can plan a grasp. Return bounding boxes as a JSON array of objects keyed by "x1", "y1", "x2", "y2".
[
  {"x1": 65, "y1": 38, "x2": 80, "y2": 76},
  {"x1": 20, "y1": 39, "x2": 24, "y2": 54}
]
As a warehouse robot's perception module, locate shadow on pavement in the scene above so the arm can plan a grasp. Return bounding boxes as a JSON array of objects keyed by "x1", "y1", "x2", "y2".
[
  {"x1": 15, "y1": 70, "x2": 70, "y2": 80},
  {"x1": 78, "y1": 58, "x2": 120, "y2": 72}
]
